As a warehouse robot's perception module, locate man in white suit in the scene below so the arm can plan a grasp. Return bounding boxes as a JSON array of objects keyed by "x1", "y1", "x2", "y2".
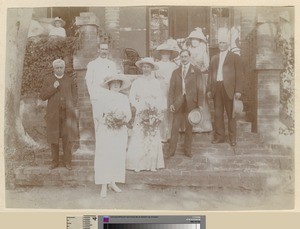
[{"x1": 85, "y1": 43, "x2": 117, "y2": 127}]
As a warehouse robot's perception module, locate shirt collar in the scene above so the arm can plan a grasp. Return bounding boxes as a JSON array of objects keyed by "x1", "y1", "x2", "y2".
[
  {"x1": 182, "y1": 62, "x2": 190, "y2": 70},
  {"x1": 55, "y1": 74, "x2": 64, "y2": 79},
  {"x1": 220, "y1": 49, "x2": 229, "y2": 56}
]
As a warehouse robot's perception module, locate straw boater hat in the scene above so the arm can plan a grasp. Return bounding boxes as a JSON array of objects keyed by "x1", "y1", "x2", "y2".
[
  {"x1": 188, "y1": 108, "x2": 204, "y2": 126},
  {"x1": 152, "y1": 43, "x2": 179, "y2": 60},
  {"x1": 135, "y1": 57, "x2": 159, "y2": 70},
  {"x1": 232, "y1": 98, "x2": 244, "y2": 118},
  {"x1": 52, "y1": 17, "x2": 66, "y2": 27},
  {"x1": 102, "y1": 74, "x2": 131, "y2": 91},
  {"x1": 187, "y1": 28, "x2": 208, "y2": 43}
]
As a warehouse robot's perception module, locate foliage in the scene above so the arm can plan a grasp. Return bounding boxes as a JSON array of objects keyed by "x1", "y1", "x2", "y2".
[
  {"x1": 21, "y1": 36, "x2": 81, "y2": 96},
  {"x1": 276, "y1": 34, "x2": 294, "y2": 135}
]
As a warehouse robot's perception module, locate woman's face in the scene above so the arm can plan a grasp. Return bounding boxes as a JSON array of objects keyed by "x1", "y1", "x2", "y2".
[
  {"x1": 109, "y1": 80, "x2": 122, "y2": 92},
  {"x1": 160, "y1": 51, "x2": 171, "y2": 61},
  {"x1": 142, "y1": 63, "x2": 153, "y2": 75},
  {"x1": 55, "y1": 21, "x2": 62, "y2": 28},
  {"x1": 191, "y1": 39, "x2": 201, "y2": 47}
]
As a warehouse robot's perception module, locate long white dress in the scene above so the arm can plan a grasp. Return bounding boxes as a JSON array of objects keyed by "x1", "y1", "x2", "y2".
[
  {"x1": 155, "y1": 61, "x2": 178, "y2": 141},
  {"x1": 94, "y1": 90, "x2": 132, "y2": 184},
  {"x1": 188, "y1": 44, "x2": 213, "y2": 133},
  {"x1": 126, "y1": 75, "x2": 166, "y2": 171}
]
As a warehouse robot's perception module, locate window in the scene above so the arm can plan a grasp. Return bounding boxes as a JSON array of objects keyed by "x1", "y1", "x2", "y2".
[{"x1": 149, "y1": 7, "x2": 169, "y2": 55}]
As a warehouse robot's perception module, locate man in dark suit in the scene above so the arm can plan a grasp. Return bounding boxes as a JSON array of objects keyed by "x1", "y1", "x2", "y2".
[
  {"x1": 207, "y1": 28, "x2": 243, "y2": 146},
  {"x1": 40, "y1": 59, "x2": 78, "y2": 170},
  {"x1": 168, "y1": 49, "x2": 204, "y2": 158}
]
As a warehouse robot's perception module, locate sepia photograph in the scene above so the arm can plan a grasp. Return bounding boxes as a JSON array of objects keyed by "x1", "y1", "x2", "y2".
[{"x1": 3, "y1": 5, "x2": 295, "y2": 210}]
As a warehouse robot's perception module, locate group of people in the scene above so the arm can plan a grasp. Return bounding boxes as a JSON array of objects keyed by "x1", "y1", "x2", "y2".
[{"x1": 40, "y1": 27, "x2": 243, "y2": 198}]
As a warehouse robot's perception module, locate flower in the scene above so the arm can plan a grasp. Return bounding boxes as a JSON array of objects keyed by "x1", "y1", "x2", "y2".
[
  {"x1": 104, "y1": 111, "x2": 127, "y2": 130},
  {"x1": 138, "y1": 101, "x2": 163, "y2": 137}
]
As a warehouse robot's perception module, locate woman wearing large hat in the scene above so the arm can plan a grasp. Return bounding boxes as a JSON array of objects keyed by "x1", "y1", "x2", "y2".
[
  {"x1": 126, "y1": 57, "x2": 166, "y2": 172},
  {"x1": 94, "y1": 74, "x2": 132, "y2": 198},
  {"x1": 49, "y1": 17, "x2": 66, "y2": 38},
  {"x1": 153, "y1": 43, "x2": 179, "y2": 143},
  {"x1": 183, "y1": 28, "x2": 212, "y2": 133}
]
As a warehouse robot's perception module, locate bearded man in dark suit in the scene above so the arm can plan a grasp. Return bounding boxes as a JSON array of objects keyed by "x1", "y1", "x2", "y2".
[
  {"x1": 168, "y1": 49, "x2": 204, "y2": 158},
  {"x1": 207, "y1": 28, "x2": 244, "y2": 146}
]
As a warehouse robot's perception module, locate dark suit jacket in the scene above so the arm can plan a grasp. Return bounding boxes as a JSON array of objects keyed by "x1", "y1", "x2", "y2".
[
  {"x1": 207, "y1": 51, "x2": 243, "y2": 100},
  {"x1": 169, "y1": 64, "x2": 204, "y2": 113},
  {"x1": 40, "y1": 73, "x2": 78, "y2": 143}
]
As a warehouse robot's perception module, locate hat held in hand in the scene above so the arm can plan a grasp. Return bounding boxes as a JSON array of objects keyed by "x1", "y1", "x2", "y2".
[{"x1": 188, "y1": 108, "x2": 204, "y2": 126}]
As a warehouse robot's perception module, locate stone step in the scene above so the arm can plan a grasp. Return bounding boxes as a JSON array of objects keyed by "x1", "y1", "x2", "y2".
[
  {"x1": 34, "y1": 150, "x2": 293, "y2": 171},
  {"x1": 35, "y1": 139, "x2": 291, "y2": 164},
  {"x1": 14, "y1": 164, "x2": 293, "y2": 191}
]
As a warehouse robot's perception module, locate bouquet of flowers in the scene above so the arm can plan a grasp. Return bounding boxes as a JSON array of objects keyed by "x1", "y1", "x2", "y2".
[
  {"x1": 104, "y1": 111, "x2": 127, "y2": 130},
  {"x1": 139, "y1": 100, "x2": 164, "y2": 137}
]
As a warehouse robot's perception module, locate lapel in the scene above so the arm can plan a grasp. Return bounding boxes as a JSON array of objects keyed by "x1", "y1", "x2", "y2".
[
  {"x1": 176, "y1": 65, "x2": 183, "y2": 82},
  {"x1": 223, "y1": 51, "x2": 230, "y2": 66}
]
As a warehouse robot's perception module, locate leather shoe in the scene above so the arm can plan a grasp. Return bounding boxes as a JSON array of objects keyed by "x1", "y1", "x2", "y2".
[
  {"x1": 49, "y1": 163, "x2": 58, "y2": 170},
  {"x1": 185, "y1": 153, "x2": 193, "y2": 158},
  {"x1": 184, "y1": 151, "x2": 193, "y2": 158},
  {"x1": 211, "y1": 139, "x2": 225, "y2": 144},
  {"x1": 65, "y1": 164, "x2": 72, "y2": 170}
]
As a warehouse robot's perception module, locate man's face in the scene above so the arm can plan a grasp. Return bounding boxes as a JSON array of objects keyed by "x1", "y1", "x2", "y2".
[
  {"x1": 99, "y1": 44, "x2": 109, "y2": 58},
  {"x1": 218, "y1": 41, "x2": 229, "y2": 52},
  {"x1": 53, "y1": 64, "x2": 65, "y2": 76},
  {"x1": 180, "y1": 51, "x2": 190, "y2": 65}
]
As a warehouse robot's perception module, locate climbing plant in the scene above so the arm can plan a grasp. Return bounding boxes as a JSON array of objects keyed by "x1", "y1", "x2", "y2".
[
  {"x1": 21, "y1": 36, "x2": 81, "y2": 96},
  {"x1": 276, "y1": 33, "x2": 294, "y2": 135}
]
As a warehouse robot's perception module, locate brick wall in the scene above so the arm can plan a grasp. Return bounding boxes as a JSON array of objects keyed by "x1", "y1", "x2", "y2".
[
  {"x1": 255, "y1": 9, "x2": 284, "y2": 144},
  {"x1": 239, "y1": 7, "x2": 257, "y2": 131},
  {"x1": 73, "y1": 12, "x2": 100, "y2": 70}
]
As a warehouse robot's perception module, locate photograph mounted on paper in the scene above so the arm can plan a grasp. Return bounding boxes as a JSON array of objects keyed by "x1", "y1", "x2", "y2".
[{"x1": 4, "y1": 5, "x2": 294, "y2": 210}]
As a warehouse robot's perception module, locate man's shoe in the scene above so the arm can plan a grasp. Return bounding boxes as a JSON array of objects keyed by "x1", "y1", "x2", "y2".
[
  {"x1": 49, "y1": 163, "x2": 59, "y2": 170},
  {"x1": 65, "y1": 164, "x2": 72, "y2": 170},
  {"x1": 211, "y1": 139, "x2": 225, "y2": 144},
  {"x1": 185, "y1": 153, "x2": 193, "y2": 158}
]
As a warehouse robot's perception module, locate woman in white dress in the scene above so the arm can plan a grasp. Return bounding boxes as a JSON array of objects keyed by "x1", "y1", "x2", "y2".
[
  {"x1": 126, "y1": 57, "x2": 166, "y2": 172},
  {"x1": 184, "y1": 28, "x2": 212, "y2": 133},
  {"x1": 153, "y1": 43, "x2": 179, "y2": 143},
  {"x1": 49, "y1": 17, "x2": 67, "y2": 38},
  {"x1": 94, "y1": 74, "x2": 132, "y2": 198}
]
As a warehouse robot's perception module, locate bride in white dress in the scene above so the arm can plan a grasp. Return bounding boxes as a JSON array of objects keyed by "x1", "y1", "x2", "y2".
[
  {"x1": 94, "y1": 74, "x2": 132, "y2": 198},
  {"x1": 126, "y1": 57, "x2": 166, "y2": 172}
]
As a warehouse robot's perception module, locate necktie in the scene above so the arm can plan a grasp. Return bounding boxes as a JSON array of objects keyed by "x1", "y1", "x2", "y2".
[{"x1": 182, "y1": 65, "x2": 187, "y2": 95}]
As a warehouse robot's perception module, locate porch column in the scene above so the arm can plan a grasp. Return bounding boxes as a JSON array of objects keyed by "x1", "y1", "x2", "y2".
[
  {"x1": 255, "y1": 12, "x2": 284, "y2": 144},
  {"x1": 73, "y1": 12, "x2": 100, "y2": 150}
]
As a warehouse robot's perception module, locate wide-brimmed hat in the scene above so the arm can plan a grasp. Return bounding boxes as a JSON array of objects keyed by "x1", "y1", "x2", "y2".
[
  {"x1": 188, "y1": 108, "x2": 204, "y2": 126},
  {"x1": 135, "y1": 57, "x2": 159, "y2": 70},
  {"x1": 166, "y1": 38, "x2": 182, "y2": 52},
  {"x1": 279, "y1": 11, "x2": 290, "y2": 22},
  {"x1": 187, "y1": 28, "x2": 207, "y2": 43},
  {"x1": 52, "y1": 17, "x2": 66, "y2": 27},
  {"x1": 102, "y1": 74, "x2": 131, "y2": 91},
  {"x1": 152, "y1": 43, "x2": 179, "y2": 60}
]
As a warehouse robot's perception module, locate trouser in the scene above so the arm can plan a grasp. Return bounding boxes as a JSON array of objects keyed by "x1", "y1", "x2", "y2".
[
  {"x1": 51, "y1": 107, "x2": 72, "y2": 165},
  {"x1": 169, "y1": 97, "x2": 193, "y2": 155},
  {"x1": 214, "y1": 81, "x2": 236, "y2": 142}
]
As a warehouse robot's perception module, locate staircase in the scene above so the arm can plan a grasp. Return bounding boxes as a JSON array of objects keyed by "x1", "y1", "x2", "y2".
[{"x1": 14, "y1": 120, "x2": 294, "y2": 191}]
